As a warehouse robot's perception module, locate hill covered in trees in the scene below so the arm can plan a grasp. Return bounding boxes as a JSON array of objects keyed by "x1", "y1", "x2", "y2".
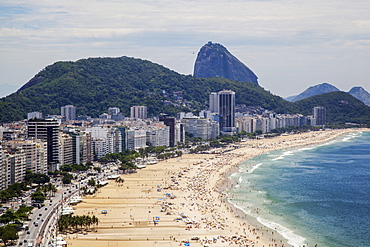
[{"x1": 0, "y1": 56, "x2": 369, "y2": 125}]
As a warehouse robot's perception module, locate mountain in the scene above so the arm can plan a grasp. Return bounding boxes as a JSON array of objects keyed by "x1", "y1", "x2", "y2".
[
  {"x1": 0, "y1": 56, "x2": 289, "y2": 123},
  {"x1": 348, "y1": 86, "x2": 370, "y2": 107},
  {"x1": 284, "y1": 95, "x2": 297, "y2": 102},
  {"x1": 0, "y1": 83, "x2": 19, "y2": 98},
  {"x1": 289, "y1": 82, "x2": 340, "y2": 102},
  {"x1": 193, "y1": 41, "x2": 259, "y2": 85},
  {"x1": 0, "y1": 56, "x2": 369, "y2": 125},
  {"x1": 294, "y1": 91, "x2": 370, "y2": 124}
]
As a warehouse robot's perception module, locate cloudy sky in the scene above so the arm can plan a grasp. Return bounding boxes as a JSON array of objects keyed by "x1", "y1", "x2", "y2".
[{"x1": 1, "y1": 0, "x2": 369, "y2": 98}]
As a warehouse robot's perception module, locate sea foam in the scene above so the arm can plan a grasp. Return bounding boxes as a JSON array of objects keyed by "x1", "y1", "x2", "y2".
[{"x1": 257, "y1": 217, "x2": 306, "y2": 247}]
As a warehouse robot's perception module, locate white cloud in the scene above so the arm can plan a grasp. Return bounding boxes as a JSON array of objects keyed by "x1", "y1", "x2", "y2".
[{"x1": 0, "y1": 0, "x2": 369, "y2": 96}]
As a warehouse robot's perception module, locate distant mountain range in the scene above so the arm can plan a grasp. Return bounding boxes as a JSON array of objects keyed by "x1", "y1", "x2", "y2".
[
  {"x1": 0, "y1": 43, "x2": 369, "y2": 125},
  {"x1": 286, "y1": 83, "x2": 340, "y2": 102},
  {"x1": 285, "y1": 83, "x2": 370, "y2": 107},
  {"x1": 193, "y1": 41, "x2": 259, "y2": 85}
]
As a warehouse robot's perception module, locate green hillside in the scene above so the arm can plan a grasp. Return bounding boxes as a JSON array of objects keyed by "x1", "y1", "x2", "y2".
[
  {"x1": 294, "y1": 91, "x2": 370, "y2": 124},
  {"x1": 0, "y1": 56, "x2": 292, "y2": 122},
  {"x1": 0, "y1": 56, "x2": 369, "y2": 125}
]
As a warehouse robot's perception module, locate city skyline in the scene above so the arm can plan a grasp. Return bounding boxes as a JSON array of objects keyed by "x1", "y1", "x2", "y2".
[{"x1": 1, "y1": 0, "x2": 369, "y2": 98}]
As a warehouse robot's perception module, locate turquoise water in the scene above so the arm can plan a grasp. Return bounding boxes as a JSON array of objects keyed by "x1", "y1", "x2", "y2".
[{"x1": 228, "y1": 131, "x2": 370, "y2": 247}]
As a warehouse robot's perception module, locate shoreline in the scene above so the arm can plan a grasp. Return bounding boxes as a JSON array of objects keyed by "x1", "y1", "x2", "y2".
[{"x1": 66, "y1": 128, "x2": 368, "y2": 247}]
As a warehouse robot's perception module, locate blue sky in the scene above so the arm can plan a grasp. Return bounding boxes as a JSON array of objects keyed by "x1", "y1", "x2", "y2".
[{"x1": 1, "y1": 0, "x2": 369, "y2": 98}]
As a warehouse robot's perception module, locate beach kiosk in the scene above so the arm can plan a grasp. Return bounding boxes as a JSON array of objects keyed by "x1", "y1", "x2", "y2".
[{"x1": 101, "y1": 210, "x2": 107, "y2": 214}]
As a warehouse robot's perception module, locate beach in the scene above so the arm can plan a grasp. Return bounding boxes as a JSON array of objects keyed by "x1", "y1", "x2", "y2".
[{"x1": 65, "y1": 128, "x2": 367, "y2": 247}]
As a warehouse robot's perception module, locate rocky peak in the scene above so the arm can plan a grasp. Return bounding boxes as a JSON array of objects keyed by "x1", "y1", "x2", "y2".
[
  {"x1": 348, "y1": 86, "x2": 370, "y2": 106},
  {"x1": 193, "y1": 41, "x2": 259, "y2": 85}
]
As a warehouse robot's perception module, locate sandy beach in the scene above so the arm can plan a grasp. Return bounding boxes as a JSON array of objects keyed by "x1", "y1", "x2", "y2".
[{"x1": 65, "y1": 128, "x2": 367, "y2": 247}]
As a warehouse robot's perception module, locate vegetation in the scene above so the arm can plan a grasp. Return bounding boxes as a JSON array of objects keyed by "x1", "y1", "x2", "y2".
[
  {"x1": 0, "y1": 56, "x2": 368, "y2": 125},
  {"x1": 0, "y1": 183, "x2": 26, "y2": 203},
  {"x1": 24, "y1": 170, "x2": 50, "y2": 184},
  {"x1": 30, "y1": 190, "x2": 46, "y2": 203},
  {"x1": 60, "y1": 163, "x2": 92, "y2": 172},
  {"x1": 0, "y1": 224, "x2": 18, "y2": 246},
  {"x1": 57, "y1": 214, "x2": 99, "y2": 233},
  {"x1": 294, "y1": 91, "x2": 370, "y2": 125},
  {"x1": 0, "y1": 205, "x2": 33, "y2": 245}
]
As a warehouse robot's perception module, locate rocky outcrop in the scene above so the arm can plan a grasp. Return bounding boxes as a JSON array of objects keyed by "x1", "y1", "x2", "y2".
[
  {"x1": 348, "y1": 86, "x2": 370, "y2": 106},
  {"x1": 193, "y1": 41, "x2": 259, "y2": 85}
]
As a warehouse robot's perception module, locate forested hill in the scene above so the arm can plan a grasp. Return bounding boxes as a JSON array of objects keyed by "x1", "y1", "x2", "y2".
[
  {"x1": 294, "y1": 91, "x2": 370, "y2": 124},
  {"x1": 0, "y1": 56, "x2": 369, "y2": 125},
  {"x1": 0, "y1": 56, "x2": 292, "y2": 122}
]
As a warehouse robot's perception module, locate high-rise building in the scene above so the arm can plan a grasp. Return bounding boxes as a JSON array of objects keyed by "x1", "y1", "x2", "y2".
[
  {"x1": 312, "y1": 106, "x2": 326, "y2": 126},
  {"x1": 3, "y1": 148, "x2": 26, "y2": 187},
  {"x1": 209, "y1": 92, "x2": 219, "y2": 113},
  {"x1": 59, "y1": 133, "x2": 73, "y2": 165},
  {"x1": 61, "y1": 105, "x2": 76, "y2": 120},
  {"x1": 218, "y1": 90, "x2": 236, "y2": 134},
  {"x1": 7, "y1": 140, "x2": 47, "y2": 174},
  {"x1": 69, "y1": 130, "x2": 93, "y2": 165},
  {"x1": 108, "y1": 107, "x2": 120, "y2": 116},
  {"x1": 159, "y1": 117, "x2": 176, "y2": 147},
  {"x1": 131, "y1": 106, "x2": 147, "y2": 119},
  {"x1": 27, "y1": 119, "x2": 60, "y2": 171},
  {"x1": 27, "y1": 112, "x2": 43, "y2": 120},
  {"x1": 0, "y1": 145, "x2": 5, "y2": 191}
]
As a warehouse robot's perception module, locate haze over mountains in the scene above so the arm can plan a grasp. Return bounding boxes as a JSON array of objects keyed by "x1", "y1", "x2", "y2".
[
  {"x1": 285, "y1": 82, "x2": 370, "y2": 107},
  {"x1": 0, "y1": 42, "x2": 369, "y2": 125}
]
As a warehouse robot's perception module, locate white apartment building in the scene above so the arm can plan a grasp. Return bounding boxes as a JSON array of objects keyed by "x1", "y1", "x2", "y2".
[
  {"x1": 146, "y1": 126, "x2": 170, "y2": 147},
  {"x1": 59, "y1": 133, "x2": 73, "y2": 165},
  {"x1": 0, "y1": 145, "x2": 5, "y2": 191},
  {"x1": 61, "y1": 105, "x2": 76, "y2": 120},
  {"x1": 130, "y1": 106, "x2": 147, "y2": 119},
  {"x1": 4, "y1": 148, "x2": 26, "y2": 188},
  {"x1": 181, "y1": 117, "x2": 219, "y2": 139},
  {"x1": 7, "y1": 139, "x2": 47, "y2": 174}
]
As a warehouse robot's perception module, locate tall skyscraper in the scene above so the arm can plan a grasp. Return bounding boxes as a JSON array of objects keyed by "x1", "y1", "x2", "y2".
[
  {"x1": 209, "y1": 92, "x2": 219, "y2": 113},
  {"x1": 312, "y1": 106, "x2": 326, "y2": 126},
  {"x1": 27, "y1": 119, "x2": 60, "y2": 171},
  {"x1": 131, "y1": 106, "x2": 147, "y2": 119},
  {"x1": 61, "y1": 105, "x2": 76, "y2": 120},
  {"x1": 159, "y1": 117, "x2": 176, "y2": 147},
  {"x1": 218, "y1": 90, "x2": 236, "y2": 134}
]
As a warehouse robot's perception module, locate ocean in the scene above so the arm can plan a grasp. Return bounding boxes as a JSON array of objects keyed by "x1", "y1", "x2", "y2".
[{"x1": 228, "y1": 131, "x2": 370, "y2": 247}]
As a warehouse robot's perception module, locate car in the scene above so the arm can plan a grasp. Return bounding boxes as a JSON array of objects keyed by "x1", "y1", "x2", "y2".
[
  {"x1": 38, "y1": 214, "x2": 42, "y2": 216},
  {"x1": 45, "y1": 208, "x2": 47, "y2": 210},
  {"x1": 27, "y1": 231, "x2": 30, "y2": 234},
  {"x1": 24, "y1": 239, "x2": 27, "y2": 242}
]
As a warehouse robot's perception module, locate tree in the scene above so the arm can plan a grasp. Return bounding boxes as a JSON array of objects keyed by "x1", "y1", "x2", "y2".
[
  {"x1": 31, "y1": 190, "x2": 45, "y2": 203},
  {"x1": 0, "y1": 224, "x2": 18, "y2": 246},
  {"x1": 62, "y1": 174, "x2": 73, "y2": 184},
  {"x1": 87, "y1": 179, "x2": 96, "y2": 187}
]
